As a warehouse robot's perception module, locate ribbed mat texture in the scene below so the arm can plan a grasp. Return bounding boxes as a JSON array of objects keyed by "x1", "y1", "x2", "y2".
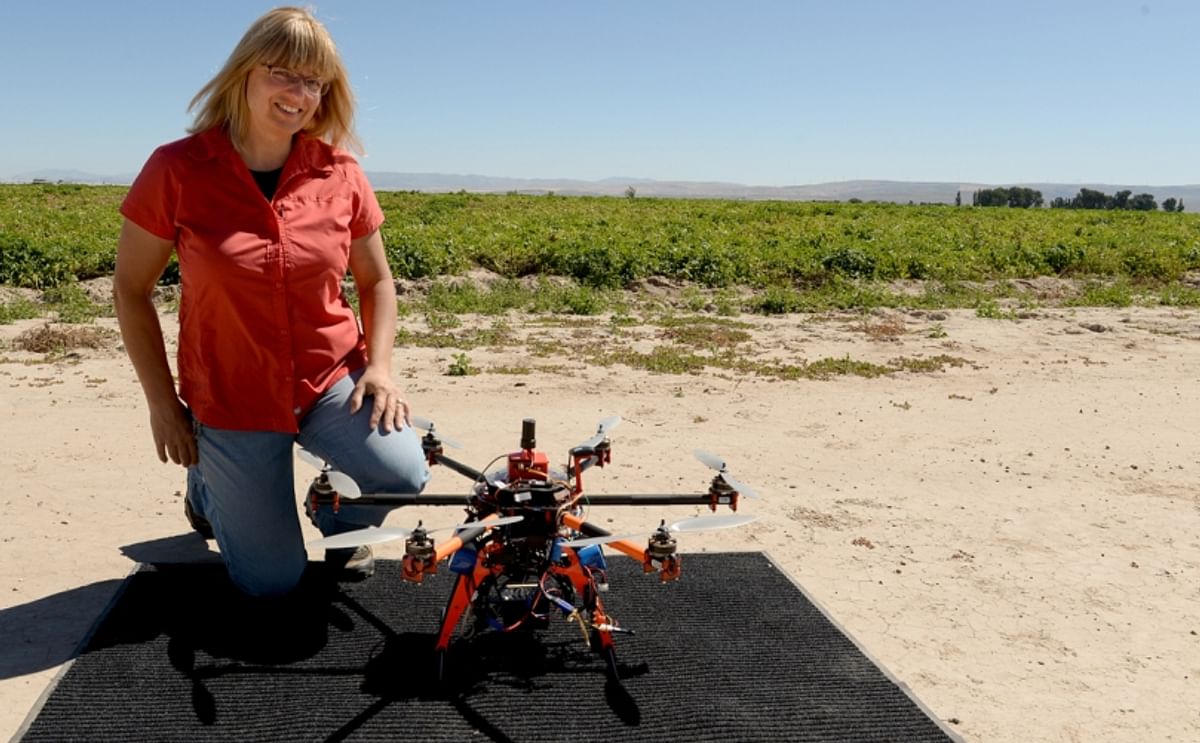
[{"x1": 21, "y1": 553, "x2": 955, "y2": 742}]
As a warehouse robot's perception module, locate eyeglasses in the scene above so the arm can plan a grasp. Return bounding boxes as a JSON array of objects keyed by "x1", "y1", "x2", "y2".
[{"x1": 263, "y1": 64, "x2": 327, "y2": 98}]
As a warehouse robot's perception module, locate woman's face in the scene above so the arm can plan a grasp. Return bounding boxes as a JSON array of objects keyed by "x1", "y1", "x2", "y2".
[{"x1": 244, "y1": 63, "x2": 323, "y2": 143}]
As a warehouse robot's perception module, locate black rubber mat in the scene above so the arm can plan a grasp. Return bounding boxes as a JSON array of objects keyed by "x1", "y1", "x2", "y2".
[{"x1": 20, "y1": 553, "x2": 957, "y2": 742}]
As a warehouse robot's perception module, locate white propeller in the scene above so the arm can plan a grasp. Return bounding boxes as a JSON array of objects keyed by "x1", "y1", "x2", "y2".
[
  {"x1": 296, "y1": 447, "x2": 363, "y2": 499},
  {"x1": 310, "y1": 526, "x2": 420, "y2": 550},
  {"x1": 410, "y1": 415, "x2": 464, "y2": 449},
  {"x1": 559, "y1": 533, "x2": 640, "y2": 548},
  {"x1": 693, "y1": 449, "x2": 761, "y2": 499},
  {"x1": 323, "y1": 471, "x2": 363, "y2": 499},
  {"x1": 663, "y1": 513, "x2": 758, "y2": 532},
  {"x1": 308, "y1": 515, "x2": 525, "y2": 550},
  {"x1": 559, "y1": 513, "x2": 757, "y2": 548},
  {"x1": 296, "y1": 447, "x2": 326, "y2": 470},
  {"x1": 575, "y1": 415, "x2": 623, "y2": 451}
]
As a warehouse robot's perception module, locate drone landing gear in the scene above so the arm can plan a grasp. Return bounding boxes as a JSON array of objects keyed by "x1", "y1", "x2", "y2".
[
  {"x1": 434, "y1": 569, "x2": 486, "y2": 683},
  {"x1": 431, "y1": 546, "x2": 626, "y2": 682},
  {"x1": 591, "y1": 627, "x2": 619, "y2": 681}
]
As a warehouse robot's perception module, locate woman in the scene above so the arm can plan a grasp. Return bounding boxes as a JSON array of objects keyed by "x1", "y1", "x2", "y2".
[{"x1": 114, "y1": 7, "x2": 429, "y2": 597}]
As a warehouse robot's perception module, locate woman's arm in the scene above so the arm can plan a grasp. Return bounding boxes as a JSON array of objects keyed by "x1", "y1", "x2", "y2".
[
  {"x1": 347, "y1": 228, "x2": 408, "y2": 432},
  {"x1": 112, "y1": 219, "x2": 197, "y2": 466}
]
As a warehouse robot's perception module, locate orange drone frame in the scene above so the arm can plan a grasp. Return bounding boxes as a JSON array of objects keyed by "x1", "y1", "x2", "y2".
[{"x1": 304, "y1": 416, "x2": 758, "y2": 682}]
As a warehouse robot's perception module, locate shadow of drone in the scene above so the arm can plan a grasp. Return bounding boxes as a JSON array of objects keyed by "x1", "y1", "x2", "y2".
[
  {"x1": 352, "y1": 601, "x2": 649, "y2": 737},
  {"x1": 148, "y1": 573, "x2": 647, "y2": 740},
  {"x1": 15, "y1": 554, "x2": 650, "y2": 742}
]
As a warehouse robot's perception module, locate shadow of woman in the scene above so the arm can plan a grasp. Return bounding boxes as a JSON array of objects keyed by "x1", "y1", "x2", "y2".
[
  {"x1": 1, "y1": 532, "x2": 336, "y2": 681},
  {"x1": 0, "y1": 533, "x2": 218, "y2": 681}
]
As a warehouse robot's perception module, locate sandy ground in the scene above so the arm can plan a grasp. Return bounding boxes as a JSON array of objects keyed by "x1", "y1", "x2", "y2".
[{"x1": 1, "y1": 301, "x2": 1198, "y2": 742}]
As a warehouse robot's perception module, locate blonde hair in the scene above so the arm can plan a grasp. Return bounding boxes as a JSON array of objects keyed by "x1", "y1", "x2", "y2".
[{"x1": 188, "y1": 6, "x2": 362, "y2": 153}]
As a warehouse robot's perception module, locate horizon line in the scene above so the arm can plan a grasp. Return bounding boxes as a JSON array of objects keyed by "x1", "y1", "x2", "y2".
[{"x1": 4, "y1": 170, "x2": 1199, "y2": 190}]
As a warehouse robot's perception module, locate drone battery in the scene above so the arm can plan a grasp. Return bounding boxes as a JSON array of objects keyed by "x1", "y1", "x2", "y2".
[
  {"x1": 576, "y1": 544, "x2": 608, "y2": 572},
  {"x1": 449, "y1": 545, "x2": 477, "y2": 575}
]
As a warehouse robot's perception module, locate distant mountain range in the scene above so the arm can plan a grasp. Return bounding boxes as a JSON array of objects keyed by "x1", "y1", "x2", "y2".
[
  {"x1": 6, "y1": 169, "x2": 1198, "y2": 209},
  {"x1": 6, "y1": 169, "x2": 141, "y2": 186}
]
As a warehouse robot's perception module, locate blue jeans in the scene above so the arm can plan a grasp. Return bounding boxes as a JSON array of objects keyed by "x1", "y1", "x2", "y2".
[{"x1": 186, "y1": 370, "x2": 431, "y2": 597}]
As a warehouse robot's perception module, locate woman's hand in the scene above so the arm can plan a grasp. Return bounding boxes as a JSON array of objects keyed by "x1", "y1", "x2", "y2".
[
  {"x1": 349, "y1": 366, "x2": 411, "y2": 433},
  {"x1": 148, "y1": 398, "x2": 198, "y2": 466}
]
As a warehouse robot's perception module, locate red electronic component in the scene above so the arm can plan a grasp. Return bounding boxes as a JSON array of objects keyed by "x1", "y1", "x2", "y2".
[{"x1": 507, "y1": 448, "x2": 550, "y2": 483}]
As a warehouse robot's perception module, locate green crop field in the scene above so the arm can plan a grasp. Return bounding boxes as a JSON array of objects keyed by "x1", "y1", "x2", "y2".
[{"x1": 3, "y1": 183, "x2": 1200, "y2": 313}]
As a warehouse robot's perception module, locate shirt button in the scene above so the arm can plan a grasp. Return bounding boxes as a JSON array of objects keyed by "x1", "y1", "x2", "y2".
[
  {"x1": 293, "y1": 406, "x2": 302, "y2": 415},
  {"x1": 274, "y1": 282, "x2": 283, "y2": 289}
]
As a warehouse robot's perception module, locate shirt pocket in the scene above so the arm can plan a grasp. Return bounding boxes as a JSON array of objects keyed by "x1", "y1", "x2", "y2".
[{"x1": 281, "y1": 195, "x2": 355, "y2": 276}]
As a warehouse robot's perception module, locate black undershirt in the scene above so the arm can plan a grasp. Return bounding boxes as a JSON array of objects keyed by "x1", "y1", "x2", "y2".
[{"x1": 250, "y1": 167, "x2": 284, "y2": 201}]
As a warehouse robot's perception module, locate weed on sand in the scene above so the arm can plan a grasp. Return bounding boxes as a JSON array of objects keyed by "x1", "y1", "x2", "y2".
[{"x1": 12, "y1": 323, "x2": 118, "y2": 355}]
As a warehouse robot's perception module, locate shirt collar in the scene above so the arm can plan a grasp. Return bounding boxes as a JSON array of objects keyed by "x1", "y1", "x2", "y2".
[{"x1": 188, "y1": 127, "x2": 335, "y2": 176}]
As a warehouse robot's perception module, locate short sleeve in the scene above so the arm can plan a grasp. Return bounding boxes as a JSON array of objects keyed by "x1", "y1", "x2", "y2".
[
  {"x1": 120, "y1": 147, "x2": 180, "y2": 241},
  {"x1": 346, "y1": 161, "x2": 384, "y2": 239}
]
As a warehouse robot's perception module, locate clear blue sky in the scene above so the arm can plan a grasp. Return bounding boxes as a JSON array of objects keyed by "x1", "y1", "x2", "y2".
[{"x1": 1, "y1": 0, "x2": 1196, "y2": 186}]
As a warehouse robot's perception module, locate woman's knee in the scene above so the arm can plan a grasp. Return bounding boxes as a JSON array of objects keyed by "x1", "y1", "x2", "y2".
[
  {"x1": 227, "y1": 552, "x2": 308, "y2": 598},
  {"x1": 387, "y1": 446, "x2": 431, "y2": 493},
  {"x1": 355, "y1": 428, "x2": 432, "y2": 494}
]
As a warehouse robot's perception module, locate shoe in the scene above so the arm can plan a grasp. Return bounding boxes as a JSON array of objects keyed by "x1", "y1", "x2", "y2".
[
  {"x1": 325, "y1": 545, "x2": 375, "y2": 580},
  {"x1": 184, "y1": 495, "x2": 214, "y2": 539}
]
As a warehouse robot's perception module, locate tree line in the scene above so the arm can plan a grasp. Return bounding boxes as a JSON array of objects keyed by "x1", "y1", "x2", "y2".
[
  {"x1": 967, "y1": 187, "x2": 1044, "y2": 208},
  {"x1": 961, "y1": 187, "x2": 1184, "y2": 212}
]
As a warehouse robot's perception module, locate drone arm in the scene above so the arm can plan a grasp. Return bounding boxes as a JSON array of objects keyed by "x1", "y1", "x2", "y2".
[
  {"x1": 432, "y1": 533, "x2": 469, "y2": 565},
  {"x1": 431, "y1": 452, "x2": 488, "y2": 483},
  {"x1": 577, "y1": 493, "x2": 716, "y2": 506},
  {"x1": 320, "y1": 493, "x2": 468, "y2": 506},
  {"x1": 432, "y1": 512, "x2": 509, "y2": 563},
  {"x1": 307, "y1": 492, "x2": 727, "y2": 509},
  {"x1": 561, "y1": 513, "x2": 644, "y2": 563}
]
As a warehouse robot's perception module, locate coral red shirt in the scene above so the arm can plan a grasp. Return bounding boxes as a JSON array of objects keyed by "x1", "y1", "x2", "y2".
[{"x1": 120, "y1": 127, "x2": 384, "y2": 433}]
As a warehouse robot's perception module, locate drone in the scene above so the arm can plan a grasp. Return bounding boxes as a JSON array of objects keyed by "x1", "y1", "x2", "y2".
[{"x1": 298, "y1": 415, "x2": 760, "y2": 681}]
